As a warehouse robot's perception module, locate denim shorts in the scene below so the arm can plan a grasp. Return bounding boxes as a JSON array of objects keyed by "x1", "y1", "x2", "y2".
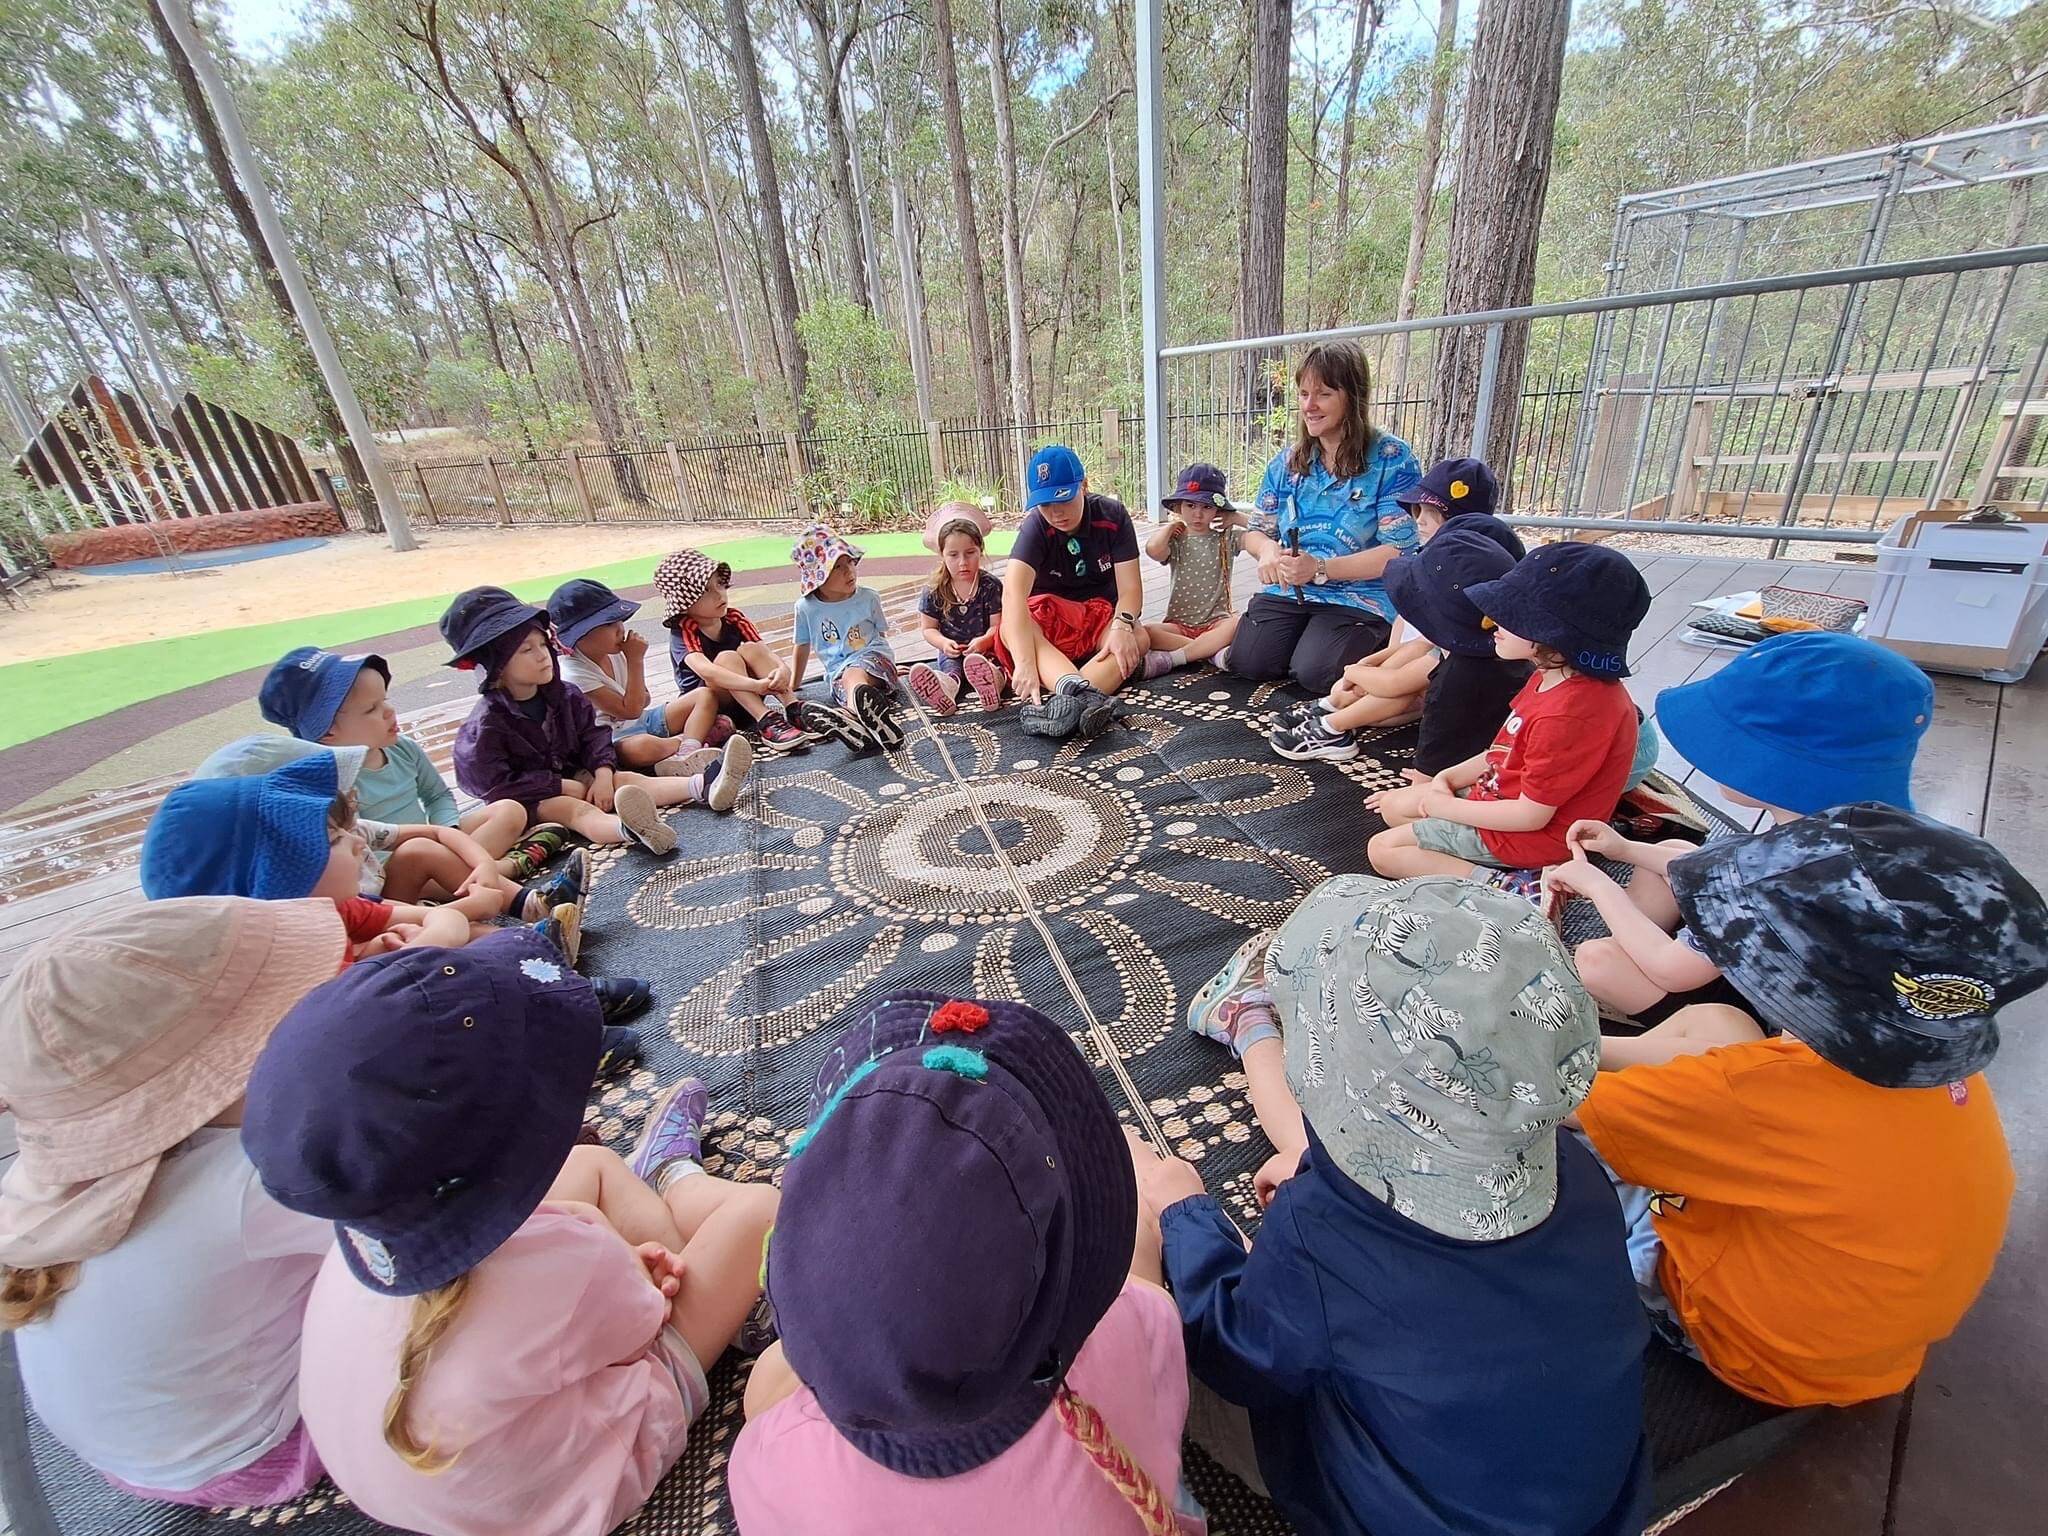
[
  {"x1": 611, "y1": 702, "x2": 673, "y2": 741},
  {"x1": 1574, "y1": 1131, "x2": 1700, "y2": 1357},
  {"x1": 829, "y1": 650, "x2": 899, "y2": 707},
  {"x1": 1409, "y1": 815, "x2": 1503, "y2": 867}
]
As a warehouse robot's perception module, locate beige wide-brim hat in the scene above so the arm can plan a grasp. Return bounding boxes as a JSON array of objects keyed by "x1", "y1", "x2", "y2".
[{"x1": 0, "y1": 895, "x2": 345, "y2": 1267}]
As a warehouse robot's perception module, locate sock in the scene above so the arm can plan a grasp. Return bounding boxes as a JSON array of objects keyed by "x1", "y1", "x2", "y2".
[
  {"x1": 1054, "y1": 672, "x2": 1090, "y2": 697},
  {"x1": 1142, "y1": 649, "x2": 1181, "y2": 680},
  {"x1": 764, "y1": 694, "x2": 789, "y2": 712},
  {"x1": 679, "y1": 735, "x2": 704, "y2": 751},
  {"x1": 651, "y1": 1157, "x2": 704, "y2": 1196},
  {"x1": 1214, "y1": 646, "x2": 1231, "y2": 670}
]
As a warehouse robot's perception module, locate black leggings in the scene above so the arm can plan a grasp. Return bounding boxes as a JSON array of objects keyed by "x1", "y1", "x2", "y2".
[{"x1": 1227, "y1": 592, "x2": 1393, "y2": 697}]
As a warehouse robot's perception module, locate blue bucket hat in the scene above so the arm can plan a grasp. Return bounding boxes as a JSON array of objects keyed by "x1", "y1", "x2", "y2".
[
  {"x1": 1396, "y1": 456, "x2": 1499, "y2": 520},
  {"x1": 1444, "y1": 511, "x2": 1526, "y2": 561},
  {"x1": 1024, "y1": 444, "x2": 1085, "y2": 510},
  {"x1": 547, "y1": 578, "x2": 640, "y2": 652},
  {"x1": 1164, "y1": 462, "x2": 1231, "y2": 512},
  {"x1": 1465, "y1": 543, "x2": 1652, "y2": 678},
  {"x1": 768, "y1": 992, "x2": 1135, "y2": 1478},
  {"x1": 1383, "y1": 525, "x2": 1519, "y2": 657},
  {"x1": 258, "y1": 647, "x2": 391, "y2": 741},
  {"x1": 440, "y1": 586, "x2": 547, "y2": 675},
  {"x1": 1656, "y1": 632, "x2": 1932, "y2": 814},
  {"x1": 1671, "y1": 804, "x2": 2048, "y2": 1088},
  {"x1": 140, "y1": 753, "x2": 340, "y2": 901},
  {"x1": 240, "y1": 928, "x2": 603, "y2": 1297}
]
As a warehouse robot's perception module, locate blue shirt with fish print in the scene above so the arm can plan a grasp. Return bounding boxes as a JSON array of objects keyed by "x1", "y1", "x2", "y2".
[{"x1": 1252, "y1": 434, "x2": 1422, "y2": 620}]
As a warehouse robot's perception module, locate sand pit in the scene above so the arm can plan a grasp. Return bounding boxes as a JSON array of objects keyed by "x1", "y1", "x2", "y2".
[{"x1": 0, "y1": 522, "x2": 759, "y2": 664}]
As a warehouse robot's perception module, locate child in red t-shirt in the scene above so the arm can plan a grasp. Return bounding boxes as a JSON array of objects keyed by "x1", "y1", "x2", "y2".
[{"x1": 1367, "y1": 543, "x2": 1650, "y2": 884}]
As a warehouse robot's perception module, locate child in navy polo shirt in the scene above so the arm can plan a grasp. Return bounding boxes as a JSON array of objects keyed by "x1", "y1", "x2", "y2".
[{"x1": 1367, "y1": 544, "x2": 1651, "y2": 887}]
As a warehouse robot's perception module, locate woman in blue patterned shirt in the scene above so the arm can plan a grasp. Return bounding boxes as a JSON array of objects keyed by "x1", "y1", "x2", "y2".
[{"x1": 1233, "y1": 341, "x2": 1423, "y2": 696}]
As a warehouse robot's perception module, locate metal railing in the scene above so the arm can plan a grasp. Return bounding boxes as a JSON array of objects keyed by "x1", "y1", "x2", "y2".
[{"x1": 1156, "y1": 243, "x2": 2048, "y2": 551}]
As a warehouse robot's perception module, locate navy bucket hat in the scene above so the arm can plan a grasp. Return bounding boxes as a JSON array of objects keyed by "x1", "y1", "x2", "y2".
[
  {"x1": 1396, "y1": 456, "x2": 1499, "y2": 520},
  {"x1": 1465, "y1": 542, "x2": 1652, "y2": 678},
  {"x1": 440, "y1": 586, "x2": 547, "y2": 678},
  {"x1": 1670, "y1": 804, "x2": 2048, "y2": 1088},
  {"x1": 767, "y1": 992, "x2": 1135, "y2": 1478},
  {"x1": 140, "y1": 753, "x2": 339, "y2": 901},
  {"x1": 1383, "y1": 525, "x2": 1520, "y2": 657},
  {"x1": 547, "y1": 578, "x2": 640, "y2": 652},
  {"x1": 1164, "y1": 462, "x2": 1231, "y2": 512},
  {"x1": 1657, "y1": 632, "x2": 1932, "y2": 814},
  {"x1": 258, "y1": 647, "x2": 391, "y2": 741},
  {"x1": 241, "y1": 928, "x2": 603, "y2": 1297}
]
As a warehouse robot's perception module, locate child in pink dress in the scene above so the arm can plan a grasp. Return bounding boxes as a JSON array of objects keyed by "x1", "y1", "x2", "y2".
[{"x1": 243, "y1": 930, "x2": 777, "y2": 1536}]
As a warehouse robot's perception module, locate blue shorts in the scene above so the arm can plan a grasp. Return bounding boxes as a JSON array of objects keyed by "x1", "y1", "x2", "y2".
[
  {"x1": 828, "y1": 650, "x2": 900, "y2": 707},
  {"x1": 611, "y1": 702, "x2": 674, "y2": 741},
  {"x1": 1575, "y1": 1131, "x2": 1699, "y2": 1357}
]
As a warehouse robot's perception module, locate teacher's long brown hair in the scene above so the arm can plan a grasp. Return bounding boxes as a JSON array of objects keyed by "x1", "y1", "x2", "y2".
[{"x1": 1285, "y1": 339, "x2": 1380, "y2": 481}]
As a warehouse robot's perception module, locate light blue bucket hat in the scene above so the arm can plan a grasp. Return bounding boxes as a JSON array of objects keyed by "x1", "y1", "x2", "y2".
[{"x1": 1265, "y1": 874, "x2": 1600, "y2": 1241}]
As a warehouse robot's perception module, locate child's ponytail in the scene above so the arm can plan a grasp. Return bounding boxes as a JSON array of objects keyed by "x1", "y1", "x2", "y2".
[
  {"x1": 1053, "y1": 1383, "x2": 1181, "y2": 1536},
  {"x1": 383, "y1": 1275, "x2": 473, "y2": 1471},
  {"x1": 0, "y1": 1263, "x2": 78, "y2": 1329}
]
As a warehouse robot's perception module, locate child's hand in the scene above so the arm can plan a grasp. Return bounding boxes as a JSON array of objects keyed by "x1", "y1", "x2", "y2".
[
  {"x1": 1125, "y1": 1127, "x2": 1206, "y2": 1213},
  {"x1": 590, "y1": 771, "x2": 616, "y2": 813},
  {"x1": 1167, "y1": 518, "x2": 1186, "y2": 541},
  {"x1": 1543, "y1": 857, "x2": 1614, "y2": 900},
  {"x1": 935, "y1": 636, "x2": 965, "y2": 658},
  {"x1": 1254, "y1": 1147, "x2": 1301, "y2": 1208},
  {"x1": 1565, "y1": 819, "x2": 1626, "y2": 861},
  {"x1": 352, "y1": 931, "x2": 406, "y2": 960},
  {"x1": 769, "y1": 663, "x2": 795, "y2": 698},
  {"x1": 622, "y1": 630, "x2": 647, "y2": 660},
  {"x1": 633, "y1": 1242, "x2": 685, "y2": 1299}
]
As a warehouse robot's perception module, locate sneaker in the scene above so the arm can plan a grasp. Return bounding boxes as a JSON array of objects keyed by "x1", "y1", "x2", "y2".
[
  {"x1": 1186, "y1": 932, "x2": 1281, "y2": 1055},
  {"x1": 907, "y1": 662, "x2": 960, "y2": 715},
  {"x1": 1053, "y1": 675, "x2": 1116, "y2": 738},
  {"x1": 962, "y1": 652, "x2": 1008, "y2": 712},
  {"x1": 614, "y1": 784, "x2": 676, "y2": 856},
  {"x1": 593, "y1": 1023, "x2": 643, "y2": 1079},
  {"x1": 1213, "y1": 646, "x2": 1231, "y2": 671},
  {"x1": 592, "y1": 975, "x2": 653, "y2": 1023},
  {"x1": 790, "y1": 698, "x2": 872, "y2": 752},
  {"x1": 1271, "y1": 716, "x2": 1360, "y2": 763},
  {"x1": 630, "y1": 1077, "x2": 709, "y2": 1183},
  {"x1": 735, "y1": 1290, "x2": 780, "y2": 1355},
  {"x1": 853, "y1": 682, "x2": 907, "y2": 751},
  {"x1": 519, "y1": 847, "x2": 588, "y2": 922},
  {"x1": 758, "y1": 711, "x2": 811, "y2": 751},
  {"x1": 534, "y1": 901, "x2": 582, "y2": 969},
  {"x1": 1019, "y1": 690, "x2": 1084, "y2": 738},
  {"x1": 1483, "y1": 866, "x2": 1565, "y2": 926},
  {"x1": 1141, "y1": 649, "x2": 1180, "y2": 681},
  {"x1": 655, "y1": 745, "x2": 721, "y2": 779},
  {"x1": 705, "y1": 733, "x2": 753, "y2": 813},
  {"x1": 704, "y1": 714, "x2": 737, "y2": 748}
]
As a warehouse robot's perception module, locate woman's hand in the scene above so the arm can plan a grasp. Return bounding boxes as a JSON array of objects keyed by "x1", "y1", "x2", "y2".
[
  {"x1": 634, "y1": 1242, "x2": 685, "y2": 1299},
  {"x1": 1271, "y1": 552, "x2": 1319, "y2": 587}
]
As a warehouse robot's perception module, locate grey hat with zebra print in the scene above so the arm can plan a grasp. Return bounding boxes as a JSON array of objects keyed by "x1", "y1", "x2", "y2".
[{"x1": 1266, "y1": 874, "x2": 1599, "y2": 1242}]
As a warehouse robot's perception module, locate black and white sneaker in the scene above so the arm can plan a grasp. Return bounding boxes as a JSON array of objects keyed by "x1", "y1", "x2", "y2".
[
  {"x1": 790, "y1": 697, "x2": 873, "y2": 753},
  {"x1": 852, "y1": 682, "x2": 907, "y2": 751},
  {"x1": 1053, "y1": 673, "x2": 1117, "y2": 738},
  {"x1": 1271, "y1": 715, "x2": 1360, "y2": 762}
]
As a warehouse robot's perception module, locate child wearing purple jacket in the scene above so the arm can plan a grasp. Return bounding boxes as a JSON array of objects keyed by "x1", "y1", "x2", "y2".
[{"x1": 442, "y1": 587, "x2": 753, "y2": 855}]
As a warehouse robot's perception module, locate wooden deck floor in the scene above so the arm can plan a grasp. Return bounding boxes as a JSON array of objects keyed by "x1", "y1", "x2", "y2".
[{"x1": 1, "y1": 548, "x2": 2044, "y2": 1534}]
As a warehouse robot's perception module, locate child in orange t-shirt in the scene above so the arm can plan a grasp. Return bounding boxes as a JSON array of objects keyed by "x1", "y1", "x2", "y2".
[
  {"x1": 1366, "y1": 543, "x2": 1650, "y2": 888},
  {"x1": 1573, "y1": 804, "x2": 2048, "y2": 1407}
]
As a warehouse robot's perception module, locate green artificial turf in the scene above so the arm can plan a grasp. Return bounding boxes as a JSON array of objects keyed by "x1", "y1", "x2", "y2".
[{"x1": 0, "y1": 528, "x2": 1012, "y2": 752}]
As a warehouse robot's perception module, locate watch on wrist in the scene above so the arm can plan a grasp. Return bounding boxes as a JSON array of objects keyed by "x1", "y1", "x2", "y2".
[
  {"x1": 1313, "y1": 558, "x2": 1330, "y2": 586},
  {"x1": 1115, "y1": 610, "x2": 1139, "y2": 629}
]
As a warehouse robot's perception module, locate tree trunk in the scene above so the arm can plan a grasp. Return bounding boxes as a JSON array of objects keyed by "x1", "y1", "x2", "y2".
[
  {"x1": 1242, "y1": 0, "x2": 1291, "y2": 414},
  {"x1": 1329, "y1": 2, "x2": 1383, "y2": 322},
  {"x1": 1426, "y1": 0, "x2": 1569, "y2": 479},
  {"x1": 1389, "y1": 0, "x2": 1459, "y2": 403},
  {"x1": 143, "y1": 0, "x2": 363, "y2": 485},
  {"x1": 797, "y1": 0, "x2": 872, "y2": 310},
  {"x1": 722, "y1": 0, "x2": 814, "y2": 432},
  {"x1": 673, "y1": 55, "x2": 774, "y2": 437},
  {"x1": 987, "y1": 0, "x2": 1034, "y2": 437},
  {"x1": 931, "y1": 0, "x2": 1002, "y2": 420}
]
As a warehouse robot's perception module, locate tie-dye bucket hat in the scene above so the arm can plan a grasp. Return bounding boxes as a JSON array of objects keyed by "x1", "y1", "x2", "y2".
[
  {"x1": 792, "y1": 523, "x2": 866, "y2": 598},
  {"x1": 1265, "y1": 874, "x2": 1600, "y2": 1241}
]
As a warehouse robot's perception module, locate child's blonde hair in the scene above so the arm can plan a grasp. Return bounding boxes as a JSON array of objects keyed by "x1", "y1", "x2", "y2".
[
  {"x1": 0, "y1": 1262, "x2": 78, "y2": 1329},
  {"x1": 383, "y1": 1274, "x2": 473, "y2": 1471},
  {"x1": 924, "y1": 504, "x2": 988, "y2": 619},
  {"x1": 1054, "y1": 1385, "x2": 1181, "y2": 1536}
]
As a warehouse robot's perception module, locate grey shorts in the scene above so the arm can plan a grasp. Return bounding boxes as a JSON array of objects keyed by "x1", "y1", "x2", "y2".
[{"x1": 1409, "y1": 815, "x2": 1505, "y2": 867}]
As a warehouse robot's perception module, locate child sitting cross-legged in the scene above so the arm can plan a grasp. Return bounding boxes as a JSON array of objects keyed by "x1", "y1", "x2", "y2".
[
  {"x1": 259, "y1": 647, "x2": 570, "y2": 893},
  {"x1": 549, "y1": 579, "x2": 727, "y2": 774},
  {"x1": 1545, "y1": 631, "x2": 1933, "y2": 1054},
  {"x1": 444, "y1": 586, "x2": 752, "y2": 860},
  {"x1": 657, "y1": 548, "x2": 812, "y2": 751},
  {"x1": 1273, "y1": 525, "x2": 1526, "y2": 767},
  {"x1": 1139, "y1": 462, "x2": 1245, "y2": 679},
  {"x1": 242, "y1": 931, "x2": 780, "y2": 1536},
  {"x1": 1572, "y1": 805, "x2": 2048, "y2": 1409},
  {"x1": 1366, "y1": 543, "x2": 1651, "y2": 896},
  {"x1": 785, "y1": 522, "x2": 908, "y2": 754},
  {"x1": 1157, "y1": 876, "x2": 1651, "y2": 1536},
  {"x1": 731, "y1": 992, "x2": 1204, "y2": 1535},
  {"x1": 906, "y1": 501, "x2": 1009, "y2": 715}
]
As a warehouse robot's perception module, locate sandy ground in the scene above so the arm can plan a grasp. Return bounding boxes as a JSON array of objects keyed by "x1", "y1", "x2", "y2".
[
  {"x1": 1593, "y1": 529, "x2": 1879, "y2": 565},
  {"x1": 0, "y1": 522, "x2": 757, "y2": 664}
]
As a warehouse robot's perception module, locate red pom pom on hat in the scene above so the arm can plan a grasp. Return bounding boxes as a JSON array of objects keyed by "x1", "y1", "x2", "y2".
[{"x1": 931, "y1": 1000, "x2": 990, "y2": 1035}]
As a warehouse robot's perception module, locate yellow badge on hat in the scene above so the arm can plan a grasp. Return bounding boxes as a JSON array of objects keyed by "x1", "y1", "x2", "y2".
[
  {"x1": 1893, "y1": 970, "x2": 1994, "y2": 1020},
  {"x1": 1450, "y1": 479, "x2": 1470, "y2": 500}
]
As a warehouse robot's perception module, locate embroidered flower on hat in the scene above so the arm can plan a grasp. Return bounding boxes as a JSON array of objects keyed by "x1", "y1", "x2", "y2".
[
  {"x1": 520, "y1": 956, "x2": 565, "y2": 984},
  {"x1": 346, "y1": 1226, "x2": 398, "y2": 1286},
  {"x1": 931, "y1": 1000, "x2": 990, "y2": 1034}
]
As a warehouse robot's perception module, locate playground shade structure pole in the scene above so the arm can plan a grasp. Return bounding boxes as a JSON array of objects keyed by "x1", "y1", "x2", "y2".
[{"x1": 156, "y1": 1, "x2": 416, "y2": 552}]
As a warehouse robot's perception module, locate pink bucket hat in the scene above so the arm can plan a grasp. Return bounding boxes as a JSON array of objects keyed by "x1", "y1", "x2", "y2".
[
  {"x1": 923, "y1": 500, "x2": 993, "y2": 553},
  {"x1": 792, "y1": 523, "x2": 865, "y2": 597},
  {"x1": 0, "y1": 895, "x2": 345, "y2": 1267}
]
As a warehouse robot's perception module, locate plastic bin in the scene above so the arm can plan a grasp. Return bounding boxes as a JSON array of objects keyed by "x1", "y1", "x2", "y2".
[{"x1": 1865, "y1": 513, "x2": 2048, "y2": 684}]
